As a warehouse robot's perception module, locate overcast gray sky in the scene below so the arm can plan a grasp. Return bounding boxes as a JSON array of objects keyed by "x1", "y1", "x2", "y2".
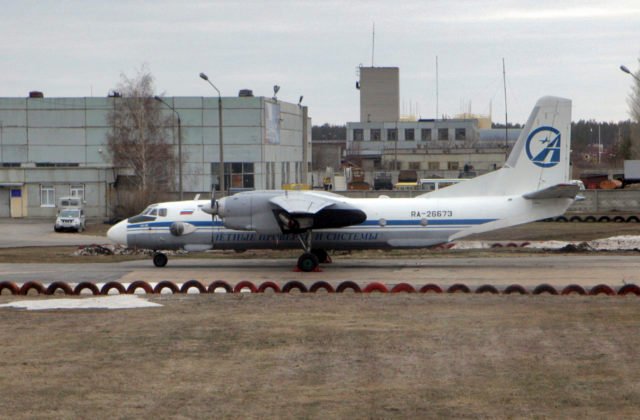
[{"x1": 2, "y1": 0, "x2": 639, "y2": 125}]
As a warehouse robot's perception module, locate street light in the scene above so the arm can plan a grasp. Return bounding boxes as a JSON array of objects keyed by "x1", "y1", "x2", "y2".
[
  {"x1": 199, "y1": 72, "x2": 225, "y2": 195},
  {"x1": 620, "y1": 65, "x2": 640, "y2": 83},
  {"x1": 154, "y1": 96, "x2": 183, "y2": 200}
]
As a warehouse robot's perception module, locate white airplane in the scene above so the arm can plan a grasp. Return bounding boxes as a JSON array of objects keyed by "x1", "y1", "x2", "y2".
[{"x1": 108, "y1": 96, "x2": 578, "y2": 272}]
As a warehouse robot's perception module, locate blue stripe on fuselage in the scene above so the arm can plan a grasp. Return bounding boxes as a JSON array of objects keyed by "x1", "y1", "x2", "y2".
[{"x1": 126, "y1": 218, "x2": 496, "y2": 231}]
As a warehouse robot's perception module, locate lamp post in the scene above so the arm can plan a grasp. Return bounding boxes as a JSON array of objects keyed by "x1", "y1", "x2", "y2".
[
  {"x1": 154, "y1": 96, "x2": 183, "y2": 200},
  {"x1": 620, "y1": 65, "x2": 640, "y2": 83},
  {"x1": 199, "y1": 72, "x2": 225, "y2": 195}
]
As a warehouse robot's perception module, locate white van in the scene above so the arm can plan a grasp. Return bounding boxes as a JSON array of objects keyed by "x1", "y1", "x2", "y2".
[{"x1": 54, "y1": 196, "x2": 86, "y2": 232}]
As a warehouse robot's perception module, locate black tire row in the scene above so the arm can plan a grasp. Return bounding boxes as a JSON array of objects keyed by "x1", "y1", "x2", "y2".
[
  {"x1": 1, "y1": 280, "x2": 639, "y2": 296},
  {"x1": 553, "y1": 215, "x2": 640, "y2": 223}
]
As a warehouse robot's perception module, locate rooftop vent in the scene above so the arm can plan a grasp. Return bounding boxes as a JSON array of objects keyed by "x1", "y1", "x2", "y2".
[
  {"x1": 29, "y1": 91, "x2": 44, "y2": 98},
  {"x1": 238, "y1": 89, "x2": 254, "y2": 97}
]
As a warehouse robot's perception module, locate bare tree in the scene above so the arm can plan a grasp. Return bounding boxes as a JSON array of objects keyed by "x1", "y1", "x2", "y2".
[{"x1": 107, "y1": 68, "x2": 177, "y2": 216}]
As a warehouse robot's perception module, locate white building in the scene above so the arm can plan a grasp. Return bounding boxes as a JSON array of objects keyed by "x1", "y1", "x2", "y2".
[{"x1": 0, "y1": 93, "x2": 311, "y2": 219}]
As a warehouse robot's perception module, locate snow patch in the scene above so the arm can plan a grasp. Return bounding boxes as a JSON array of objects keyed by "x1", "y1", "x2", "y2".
[{"x1": 0, "y1": 295, "x2": 162, "y2": 311}]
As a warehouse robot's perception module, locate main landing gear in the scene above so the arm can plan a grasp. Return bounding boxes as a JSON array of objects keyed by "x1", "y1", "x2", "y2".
[
  {"x1": 153, "y1": 252, "x2": 168, "y2": 268},
  {"x1": 294, "y1": 231, "x2": 331, "y2": 272}
]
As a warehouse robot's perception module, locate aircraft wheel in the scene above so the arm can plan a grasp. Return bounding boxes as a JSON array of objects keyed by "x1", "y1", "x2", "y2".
[
  {"x1": 153, "y1": 252, "x2": 168, "y2": 268},
  {"x1": 297, "y1": 252, "x2": 319, "y2": 272}
]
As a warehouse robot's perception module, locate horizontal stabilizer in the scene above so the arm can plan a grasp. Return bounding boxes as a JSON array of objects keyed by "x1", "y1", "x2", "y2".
[{"x1": 523, "y1": 183, "x2": 580, "y2": 200}]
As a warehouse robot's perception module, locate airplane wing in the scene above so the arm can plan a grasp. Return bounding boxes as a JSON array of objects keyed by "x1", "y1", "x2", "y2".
[
  {"x1": 216, "y1": 190, "x2": 368, "y2": 234},
  {"x1": 522, "y1": 183, "x2": 580, "y2": 200},
  {"x1": 269, "y1": 193, "x2": 335, "y2": 214}
]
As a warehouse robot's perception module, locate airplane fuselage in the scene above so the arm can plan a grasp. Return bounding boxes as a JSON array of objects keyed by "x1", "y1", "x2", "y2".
[{"x1": 112, "y1": 194, "x2": 572, "y2": 252}]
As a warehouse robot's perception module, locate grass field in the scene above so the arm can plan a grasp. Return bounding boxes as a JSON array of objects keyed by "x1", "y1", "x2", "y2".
[{"x1": 1, "y1": 294, "x2": 639, "y2": 418}]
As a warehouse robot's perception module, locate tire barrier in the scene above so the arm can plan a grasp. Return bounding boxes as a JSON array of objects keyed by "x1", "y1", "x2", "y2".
[
  {"x1": 561, "y1": 284, "x2": 587, "y2": 295},
  {"x1": 475, "y1": 284, "x2": 499, "y2": 294},
  {"x1": 257, "y1": 281, "x2": 281, "y2": 293},
  {"x1": 0, "y1": 281, "x2": 20, "y2": 295},
  {"x1": 2, "y1": 281, "x2": 640, "y2": 297},
  {"x1": 447, "y1": 283, "x2": 471, "y2": 294},
  {"x1": 533, "y1": 284, "x2": 559, "y2": 295},
  {"x1": 390, "y1": 283, "x2": 416, "y2": 293},
  {"x1": 336, "y1": 281, "x2": 361, "y2": 293},
  {"x1": 308, "y1": 281, "x2": 334, "y2": 293},
  {"x1": 419, "y1": 284, "x2": 443, "y2": 294},
  {"x1": 180, "y1": 280, "x2": 207, "y2": 294},
  {"x1": 127, "y1": 281, "x2": 154, "y2": 295},
  {"x1": 363, "y1": 282, "x2": 389, "y2": 293},
  {"x1": 503, "y1": 284, "x2": 529, "y2": 295},
  {"x1": 281, "y1": 280, "x2": 308, "y2": 293},
  {"x1": 153, "y1": 281, "x2": 180, "y2": 294},
  {"x1": 74, "y1": 282, "x2": 100, "y2": 296}
]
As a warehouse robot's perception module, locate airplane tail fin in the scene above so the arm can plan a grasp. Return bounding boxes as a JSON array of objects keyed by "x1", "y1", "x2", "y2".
[{"x1": 421, "y1": 96, "x2": 572, "y2": 198}]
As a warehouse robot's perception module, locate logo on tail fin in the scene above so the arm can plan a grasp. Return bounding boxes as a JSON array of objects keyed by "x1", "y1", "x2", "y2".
[{"x1": 526, "y1": 126, "x2": 561, "y2": 168}]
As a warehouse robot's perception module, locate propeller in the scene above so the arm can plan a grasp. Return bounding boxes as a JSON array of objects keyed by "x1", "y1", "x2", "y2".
[{"x1": 201, "y1": 183, "x2": 221, "y2": 216}]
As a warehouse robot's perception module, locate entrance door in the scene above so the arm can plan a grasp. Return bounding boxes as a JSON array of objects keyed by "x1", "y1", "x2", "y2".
[{"x1": 0, "y1": 189, "x2": 10, "y2": 218}]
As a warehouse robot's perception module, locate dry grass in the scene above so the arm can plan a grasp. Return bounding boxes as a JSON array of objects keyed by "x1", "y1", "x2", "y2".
[{"x1": 1, "y1": 294, "x2": 639, "y2": 418}]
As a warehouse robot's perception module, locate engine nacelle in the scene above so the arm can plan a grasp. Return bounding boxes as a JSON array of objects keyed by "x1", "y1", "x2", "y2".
[
  {"x1": 169, "y1": 221, "x2": 197, "y2": 236},
  {"x1": 217, "y1": 192, "x2": 282, "y2": 234}
]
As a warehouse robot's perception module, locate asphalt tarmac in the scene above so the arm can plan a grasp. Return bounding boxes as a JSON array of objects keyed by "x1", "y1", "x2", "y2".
[{"x1": 1, "y1": 254, "x2": 639, "y2": 289}]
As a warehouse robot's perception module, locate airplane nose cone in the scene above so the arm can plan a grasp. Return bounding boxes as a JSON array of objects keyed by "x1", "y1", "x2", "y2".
[{"x1": 107, "y1": 220, "x2": 128, "y2": 246}]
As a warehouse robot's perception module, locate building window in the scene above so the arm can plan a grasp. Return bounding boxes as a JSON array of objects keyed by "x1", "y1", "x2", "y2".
[
  {"x1": 405, "y1": 129, "x2": 415, "y2": 141},
  {"x1": 353, "y1": 129, "x2": 364, "y2": 141},
  {"x1": 371, "y1": 129, "x2": 381, "y2": 141},
  {"x1": 421, "y1": 129, "x2": 432, "y2": 141},
  {"x1": 70, "y1": 185, "x2": 84, "y2": 201},
  {"x1": 455, "y1": 128, "x2": 466, "y2": 140},
  {"x1": 428, "y1": 162, "x2": 440, "y2": 171},
  {"x1": 211, "y1": 162, "x2": 255, "y2": 190},
  {"x1": 447, "y1": 161, "x2": 459, "y2": 170},
  {"x1": 387, "y1": 128, "x2": 397, "y2": 141},
  {"x1": 438, "y1": 128, "x2": 448, "y2": 141},
  {"x1": 40, "y1": 185, "x2": 55, "y2": 207},
  {"x1": 408, "y1": 162, "x2": 421, "y2": 170}
]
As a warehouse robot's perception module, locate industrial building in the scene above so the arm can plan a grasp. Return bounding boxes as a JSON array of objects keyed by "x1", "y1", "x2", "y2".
[
  {"x1": 0, "y1": 93, "x2": 311, "y2": 219},
  {"x1": 346, "y1": 66, "x2": 518, "y2": 183}
]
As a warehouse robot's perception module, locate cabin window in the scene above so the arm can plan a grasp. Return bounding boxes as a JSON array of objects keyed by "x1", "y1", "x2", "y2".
[{"x1": 158, "y1": 208, "x2": 167, "y2": 217}]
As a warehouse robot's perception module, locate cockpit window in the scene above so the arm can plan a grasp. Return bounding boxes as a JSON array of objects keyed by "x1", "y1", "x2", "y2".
[
  {"x1": 149, "y1": 208, "x2": 158, "y2": 216},
  {"x1": 158, "y1": 208, "x2": 167, "y2": 217}
]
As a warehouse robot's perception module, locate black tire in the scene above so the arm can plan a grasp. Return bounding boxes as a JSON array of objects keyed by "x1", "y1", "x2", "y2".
[
  {"x1": 153, "y1": 252, "x2": 168, "y2": 268},
  {"x1": 297, "y1": 252, "x2": 319, "y2": 272}
]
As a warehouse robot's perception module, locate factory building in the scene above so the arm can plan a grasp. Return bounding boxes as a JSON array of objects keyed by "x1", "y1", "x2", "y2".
[
  {"x1": 0, "y1": 94, "x2": 311, "y2": 219},
  {"x1": 347, "y1": 66, "x2": 516, "y2": 181}
]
